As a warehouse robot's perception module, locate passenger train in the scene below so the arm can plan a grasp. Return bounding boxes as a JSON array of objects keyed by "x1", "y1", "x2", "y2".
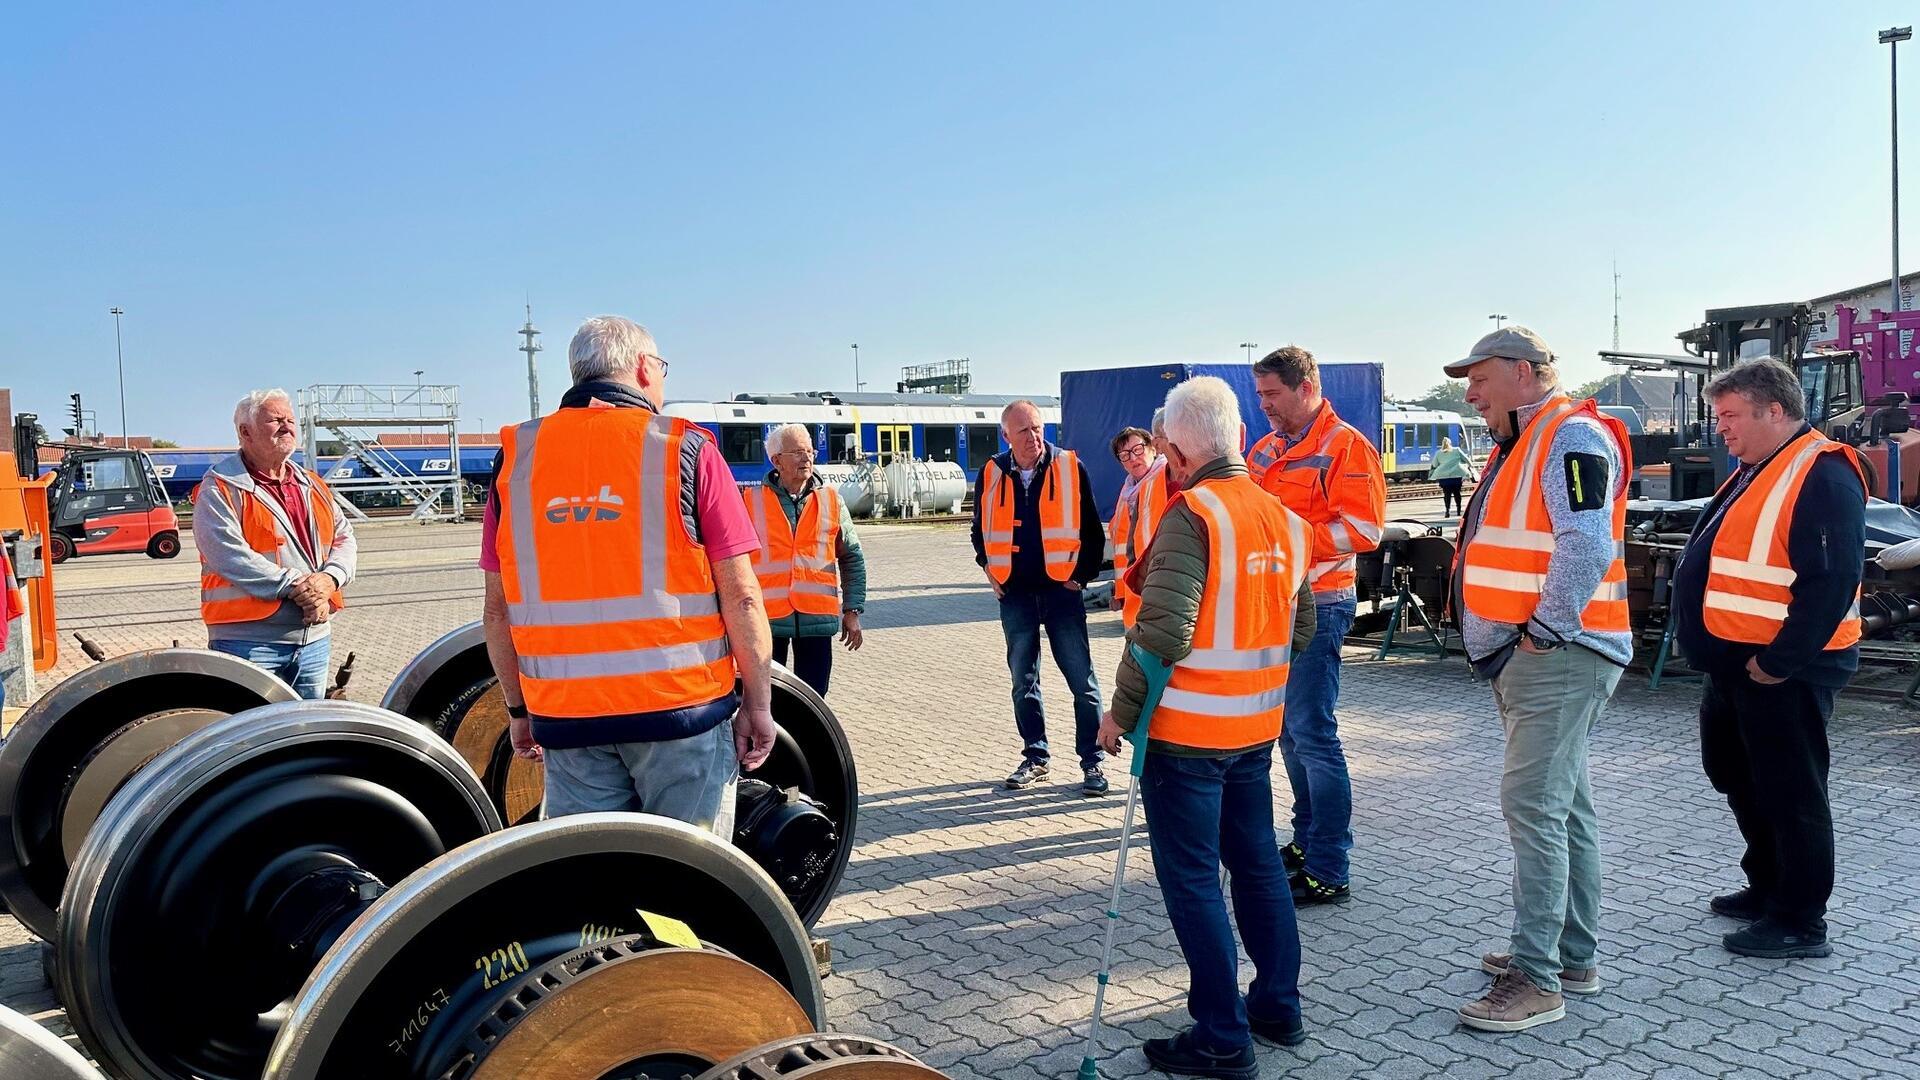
[
  {"x1": 126, "y1": 391, "x2": 1063, "y2": 501},
  {"x1": 1379, "y1": 404, "x2": 1487, "y2": 480}
]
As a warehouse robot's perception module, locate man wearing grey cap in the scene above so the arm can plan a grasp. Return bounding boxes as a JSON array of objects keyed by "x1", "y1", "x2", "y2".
[{"x1": 1446, "y1": 326, "x2": 1632, "y2": 1032}]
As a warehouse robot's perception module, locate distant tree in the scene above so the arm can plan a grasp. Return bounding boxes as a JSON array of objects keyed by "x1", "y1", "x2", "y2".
[
  {"x1": 150, "y1": 438, "x2": 179, "y2": 448},
  {"x1": 1569, "y1": 376, "x2": 1613, "y2": 401},
  {"x1": 1409, "y1": 381, "x2": 1469, "y2": 411}
]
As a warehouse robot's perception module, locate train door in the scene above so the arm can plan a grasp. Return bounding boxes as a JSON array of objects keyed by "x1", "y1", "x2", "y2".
[
  {"x1": 875, "y1": 425, "x2": 913, "y2": 464},
  {"x1": 1381, "y1": 424, "x2": 1398, "y2": 475}
]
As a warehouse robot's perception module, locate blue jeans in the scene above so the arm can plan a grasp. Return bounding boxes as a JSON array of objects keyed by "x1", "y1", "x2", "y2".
[
  {"x1": 999, "y1": 585, "x2": 1102, "y2": 770},
  {"x1": 543, "y1": 719, "x2": 739, "y2": 837},
  {"x1": 1143, "y1": 747, "x2": 1302, "y2": 1053},
  {"x1": 1278, "y1": 598, "x2": 1355, "y2": 885},
  {"x1": 210, "y1": 637, "x2": 331, "y2": 700}
]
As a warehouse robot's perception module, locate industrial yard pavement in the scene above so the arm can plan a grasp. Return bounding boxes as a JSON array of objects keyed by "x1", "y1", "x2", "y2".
[{"x1": 3, "y1": 520, "x2": 1917, "y2": 1079}]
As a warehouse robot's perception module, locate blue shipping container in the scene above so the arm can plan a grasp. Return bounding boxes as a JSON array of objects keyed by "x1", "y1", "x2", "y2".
[{"x1": 1059, "y1": 362, "x2": 1385, "y2": 520}]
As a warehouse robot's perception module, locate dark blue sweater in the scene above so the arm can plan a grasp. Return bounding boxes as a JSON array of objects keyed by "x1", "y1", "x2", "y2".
[
  {"x1": 1671, "y1": 427, "x2": 1865, "y2": 688},
  {"x1": 970, "y1": 445, "x2": 1105, "y2": 591}
]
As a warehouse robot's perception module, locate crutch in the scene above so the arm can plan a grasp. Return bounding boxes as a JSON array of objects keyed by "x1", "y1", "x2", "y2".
[{"x1": 1077, "y1": 642, "x2": 1174, "y2": 1080}]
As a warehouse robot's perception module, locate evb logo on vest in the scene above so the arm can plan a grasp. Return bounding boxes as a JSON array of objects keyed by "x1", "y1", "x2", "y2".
[{"x1": 545, "y1": 485, "x2": 625, "y2": 523}]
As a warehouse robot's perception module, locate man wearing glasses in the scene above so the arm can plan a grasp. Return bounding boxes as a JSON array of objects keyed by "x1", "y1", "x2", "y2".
[
  {"x1": 477, "y1": 315, "x2": 776, "y2": 836},
  {"x1": 746, "y1": 423, "x2": 868, "y2": 697}
]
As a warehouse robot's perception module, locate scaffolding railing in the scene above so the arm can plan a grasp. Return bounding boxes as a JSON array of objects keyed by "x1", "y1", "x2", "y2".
[{"x1": 298, "y1": 384, "x2": 465, "y2": 522}]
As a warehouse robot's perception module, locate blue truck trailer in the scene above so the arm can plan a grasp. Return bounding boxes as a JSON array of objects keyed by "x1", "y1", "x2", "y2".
[{"x1": 1058, "y1": 362, "x2": 1385, "y2": 520}]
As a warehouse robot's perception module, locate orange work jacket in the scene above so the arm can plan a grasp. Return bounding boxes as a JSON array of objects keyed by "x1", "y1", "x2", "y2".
[
  {"x1": 198, "y1": 470, "x2": 344, "y2": 625},
  {"x1": 1458, "y1": 396, "x2": 1631, "y2": 632},
  {"x1": 1148, "y1": 474, "x2": 1311, "y2": 750},
  {"x1": 1249, "y1": 404, "x2": 1386, "y2": 602},
  {"x1": 1111, "y1": 463, "x2": 1170, "y2": 627},
  {"x1": 746, "y1": 481, "x2": 844, "y2": 619},
  {"x1": 1701, "y1": 428, "x2": 1865, "y2": 650},
  {"x1": 495, "y1": 408, "x2": 735, "y2": 720},
  {"x1": 979, "y1": 450, "x2": 1083, "y2": 585}
]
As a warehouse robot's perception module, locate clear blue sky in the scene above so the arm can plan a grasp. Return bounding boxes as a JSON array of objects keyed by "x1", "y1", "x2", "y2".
[{"x1": 5, "y1": 2, "x2": 1916, "y2": 444}]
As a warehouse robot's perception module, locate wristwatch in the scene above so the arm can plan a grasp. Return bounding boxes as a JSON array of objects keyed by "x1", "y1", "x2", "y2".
[
  {"x1": 506, "y1": 703, "x2": 529, "y2": 720},
  {"x1": 1524, "y1": 631, "x2": 1563, "y2": 652}
]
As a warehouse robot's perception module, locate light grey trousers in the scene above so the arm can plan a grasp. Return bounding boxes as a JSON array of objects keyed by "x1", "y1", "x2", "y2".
[
  {"x1": 1489, "y1": 646, "x2": 1622, "y2": 991},
  {"x1": 542, "y1": 718, "x2": 738, "y2": 838}
]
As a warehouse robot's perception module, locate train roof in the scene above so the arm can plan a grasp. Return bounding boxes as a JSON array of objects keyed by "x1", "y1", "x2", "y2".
[{"x1": 725, "y1": 390, "x2": 1061, "y2": 408}]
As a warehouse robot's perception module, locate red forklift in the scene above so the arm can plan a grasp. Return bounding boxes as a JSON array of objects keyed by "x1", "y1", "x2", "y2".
[{"x1": 42, "y1": 446, "x2": 182, "y2": 563}]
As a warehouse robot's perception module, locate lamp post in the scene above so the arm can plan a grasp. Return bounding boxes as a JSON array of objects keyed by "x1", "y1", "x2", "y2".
[
  {"x1": 851, "y1": 344, "x2": 863, "y2": 392},
  {"x1": 1239, "y1": 341, "x2": 1259, "y2": 364},
  {"x1": 413, "y1": 369, "x2": 425, "y2": 439},
  {"x1": 109, "y1": 307, "x2": 127, "y2": 447},
  {"x1": 1488, "y1": 313, "x2": 1508, "y2": 331},
  {"x1": 1882, "y1": 26, "x2": 1913, "y2": 311}
]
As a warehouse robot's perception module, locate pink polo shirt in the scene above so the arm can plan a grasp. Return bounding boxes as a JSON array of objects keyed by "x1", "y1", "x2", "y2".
[{"x1": 478, "y1": 432, "x2": 758, "y2": 572}]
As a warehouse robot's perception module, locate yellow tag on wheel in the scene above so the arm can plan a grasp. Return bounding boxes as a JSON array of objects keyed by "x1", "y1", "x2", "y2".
[{"x1": 638, "y1": 910, "x2": 702, "y2": 950}]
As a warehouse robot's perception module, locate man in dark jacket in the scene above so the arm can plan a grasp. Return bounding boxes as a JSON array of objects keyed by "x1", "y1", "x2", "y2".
[
  {"x1": 1670, "y1": 358, "x2": 1865, "y2": 959},
  {"x1": 972, "y1": 400, "x2": 1108, "y2": 794}
]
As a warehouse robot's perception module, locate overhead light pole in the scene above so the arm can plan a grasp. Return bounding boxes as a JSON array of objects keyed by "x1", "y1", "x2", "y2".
[
  {"x1": 109, "y1": 307, "x2": 127, "y2": 447},
  {"x1": 1882, "y1": 25, "x2": 1913, "y2": 311},
  {"x1": 1488, "y1": 313, "x2": 1508, "y2": 331},
  {"x1": 1239, "y1": 341, "x2": 1259, "y2": 364},
  {"x1": 851, "y1": 344, "x2": 863, "y2": 392}
]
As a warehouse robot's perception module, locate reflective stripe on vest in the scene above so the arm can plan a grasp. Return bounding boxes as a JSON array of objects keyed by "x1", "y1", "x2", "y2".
[
  {"x1": 496, "y1": 409, "x2": 734, "y2": 720},
  {"x1": 1251, "y1": 409, "x2": 1380, "y2": 599},
  {"x1": 1458, "y1": 397, "x2": 1631, "y2": 631},
  {"x1": 1701, "y1": 430, "x2": 1865, "y2": 650},
  {"x1": 1110, "y1": 495, "x2": 1135, "y2": 621},
  {"x1": 748, "y1": 482, "x2": 843, "y2": 619},
  {"x1": 979, "y1": 451, "x2": 1082, "y2": 584},
  {"x1": 1149, "y1": 476, "x2": 1310, "y2": 749},
  {"x1": 198, "y1": 471, "x2": 342, "y2": 625}
]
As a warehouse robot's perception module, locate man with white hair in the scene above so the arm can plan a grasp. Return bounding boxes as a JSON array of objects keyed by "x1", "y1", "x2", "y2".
[
  {"x1": 193, "y1": 388, "x2": 358, "y2": 698},
  {"x1": 478, "y1": 315, "x2": 776, "y2": 836},
  {"x1": 973, "y1": 398, "x2": 1108, "y2": 794},
  {"x1": 747, "y1": 423, "x2": 868, "y2": 697},
  {"x1": 1099, "y1": 375, "x2": 1316, "y2": 1076}
]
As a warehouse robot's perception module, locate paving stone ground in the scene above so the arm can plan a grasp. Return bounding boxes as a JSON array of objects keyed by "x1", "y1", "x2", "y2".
[{"x1": 4, "y1": 520, "x2": 1917, "y2": 1078}]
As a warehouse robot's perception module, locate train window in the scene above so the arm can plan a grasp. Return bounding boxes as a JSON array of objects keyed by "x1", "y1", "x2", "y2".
[
  {"x1": 828, "y1": 424, "x2": 857, "y2": 463},
  {"x1": 923, "y1": 426, "x2": 959, "y2": 463},
  {"x1": 1416, "y1": 423, "x2": 1432, "y2": 446},
  {"x1": 967, "y1": 425, "x2": 1000, "y2": 470},
  {"x1": 717, "y1": 425, "x2": 764, "y2": 466}
]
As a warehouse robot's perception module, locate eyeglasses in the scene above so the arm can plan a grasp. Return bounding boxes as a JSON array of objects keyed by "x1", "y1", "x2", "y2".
[
  {"x1": 645, "y1": 353, "x2": 670, "y2": 375},
  {"x1": 1117, "y1": 444, "x2": 1151, "y2": 461},
  {"x1": 777, "y1": 448, "x2": 816, "y2": 460}
]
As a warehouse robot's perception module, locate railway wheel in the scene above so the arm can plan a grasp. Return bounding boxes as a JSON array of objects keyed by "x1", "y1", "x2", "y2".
[
  {"x1": 0, "y1": 649, "x2": 298, "y2": 941},
  {"x1": 0, "y1": 1003, "x2": 102, "y2": 1078},
  {"x1": 57, "y1": 701, "x2": 500, "y2": 1080},
  {"x1": 263, "y1": 813, "x2": 825, "y2": 1078},
  {"x1": 384, "y1": 623, "x2": 858, "y2": 925}
]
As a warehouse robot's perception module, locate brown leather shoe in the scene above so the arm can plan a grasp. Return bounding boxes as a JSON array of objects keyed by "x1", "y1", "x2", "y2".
[
  {"x1": 1458, "y1": 966, "x2": 1566, "y2": 1032},
  {"x1": 1480, "y1": 952, "x2": 1600, "y2": 995}
]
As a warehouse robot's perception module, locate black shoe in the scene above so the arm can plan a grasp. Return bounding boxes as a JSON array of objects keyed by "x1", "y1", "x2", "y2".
[
  {"x1": 1004, "y1": 761, "x2": 1050, "y2": 789},
  {"x1": 1082, "y1": 765, "x2": 1111, "y2": 796},
  {"x1": 1724, "y1": 917, "x2": 1831, "y2": 959},
  {"x1": 1248, "y1": 1012, "x2": 1307, "y2": 1047},
  {"x1": 1280, "y1": 841, "x2": 1306, "y2": 873},
  {"x1": 1141, "y1": 1029, "x2": 1257, "y2": 1080},
  {"x1": 1709, "y1": 887, "x2": 1767, "y2": 921},
  {"x1": 1290, "y1": 871, "x2": 1351, "y2": 905}
]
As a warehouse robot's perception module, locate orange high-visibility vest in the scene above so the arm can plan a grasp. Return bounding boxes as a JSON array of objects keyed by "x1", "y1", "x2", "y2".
[
  {"x1": 746, "y1": 481, "x2": 844, "y2": 619},
  {"x1": 1148, "y1": 474, "x2": 1311, "y2": 750},
  {"x1": 495, "y1": 407, "x2": 735, "y2": 720},
  {"x1": 979, "y1": 450, "x2": 1083, "y2": 585},
  {"x1": 1111, "y1": 464, "x2": 1170, "y2": 627},
  {"x1": 1249, "y1": 405, "x2": 1386, "y2": 601},
  {"x1": 1458, "y1": 396, "x2": 1631, "y2": 631},
  {"x1": 197, "y1": 470, "x2": 344, "y2": 625},
  {"x1": 1701, "y1": 429, "x2": 1865, "y2": 650}
]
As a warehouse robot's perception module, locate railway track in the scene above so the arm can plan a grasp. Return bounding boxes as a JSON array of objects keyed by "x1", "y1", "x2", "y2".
[{"x1": 1386, "y1": 482, "x2": 1445, "y2": 501}]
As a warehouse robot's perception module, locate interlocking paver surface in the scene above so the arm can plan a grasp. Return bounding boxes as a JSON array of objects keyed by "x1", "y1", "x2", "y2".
[{"x1": 4, "y1": 520, "x2": 1916, "y2": 1078}]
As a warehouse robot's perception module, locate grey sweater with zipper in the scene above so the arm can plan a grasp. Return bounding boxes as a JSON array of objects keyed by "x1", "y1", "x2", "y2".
[{"x1": 192, "y1": 454, "x2": 358, "y2": 644}]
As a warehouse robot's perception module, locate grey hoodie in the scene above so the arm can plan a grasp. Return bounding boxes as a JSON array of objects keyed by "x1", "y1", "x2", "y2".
[{"x1": 192, "y1": 454, "x2": 358, "y2": 644}]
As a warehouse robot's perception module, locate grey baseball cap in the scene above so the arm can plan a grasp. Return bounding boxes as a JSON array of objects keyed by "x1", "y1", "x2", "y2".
[{"x1": 1445, "y1": 326, "x2": 1556, "y2": 377}]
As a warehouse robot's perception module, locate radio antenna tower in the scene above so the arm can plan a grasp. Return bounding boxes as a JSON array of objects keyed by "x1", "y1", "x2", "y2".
[
  {"x1": 1611, "y1": 258, "x2": 1622, "y2": 350},
  {"x1": 519, "y1": 305, "x2": 543, "y2": 419}
]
